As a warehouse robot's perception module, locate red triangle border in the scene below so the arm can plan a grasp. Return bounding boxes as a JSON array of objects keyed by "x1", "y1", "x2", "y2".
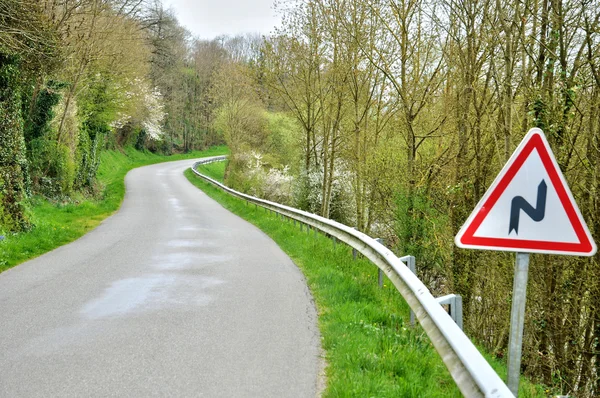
[{"x1": 458, "y1": 132, "x2": 594, "y2": 254}]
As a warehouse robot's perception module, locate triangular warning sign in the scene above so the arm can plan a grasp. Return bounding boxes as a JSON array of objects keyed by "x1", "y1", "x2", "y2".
[{"x1": 455, "y1": 128, "x2": 596, "y2": 256}]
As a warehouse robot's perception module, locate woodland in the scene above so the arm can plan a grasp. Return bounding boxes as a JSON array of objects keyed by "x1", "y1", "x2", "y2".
[{"x1": 2, "y1": 0, "x2": 600, "y2": 396}]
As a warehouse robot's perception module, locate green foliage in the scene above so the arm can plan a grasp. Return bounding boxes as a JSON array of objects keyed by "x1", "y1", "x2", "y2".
[
  {"x1": 78, "y1": 73, "x2": 116, "y2": 141},
  {"x1": 74, "y1": 130, "x2": 101, "y2": 191},
  {"x1": 214, "y1": 102, "x2": 268, "y2": 153},
  {"x1": 23, "y1": 80, "x2": 87, "y2": 198},
  {"x1": 265, "y1": 112, "x2": 301, "y2": 169},
  {"x1": 24, "y1": 80, "x2": 66, "y2": 143},
  {"x1": 135, "y1": 129, "x2": 147, "y2": 151},
  {"x1": 28, "y1": 138, "x2": 75, "y2": 197},
  {"x1": 224, "y1": 152, "x2": 264, "y2": 194},
  {"x1": 114, "y1": 122, "x2": 140, "y2": 148},
  {"x1": 0, "y1": 52, "x2": 30, "y2": 231},
  {"x1": 0, "y1": 175, "x2": 9, "y2": 232},
  {"x1": 396, "y1": 188, "x2": 450, "y2": 288}
]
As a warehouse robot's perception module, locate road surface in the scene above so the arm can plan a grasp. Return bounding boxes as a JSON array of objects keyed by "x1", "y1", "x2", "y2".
[{"x1": 0, "y1": 158, "x2": 322, "y2": 397}]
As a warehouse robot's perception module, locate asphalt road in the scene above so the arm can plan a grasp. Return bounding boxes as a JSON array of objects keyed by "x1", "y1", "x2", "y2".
[{"x1": 0, "y1": 158, "x2": 322, "y2": 397}]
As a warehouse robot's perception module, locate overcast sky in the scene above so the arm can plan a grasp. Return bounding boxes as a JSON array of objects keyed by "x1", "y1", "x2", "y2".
[{"x1": 161, "y1": 0, "x2": 281, "y2": 40}]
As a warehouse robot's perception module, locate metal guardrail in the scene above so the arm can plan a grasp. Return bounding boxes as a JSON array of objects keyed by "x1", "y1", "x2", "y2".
[{"x1": 191, "y1": 156, "x2": 514, "y2": 398}]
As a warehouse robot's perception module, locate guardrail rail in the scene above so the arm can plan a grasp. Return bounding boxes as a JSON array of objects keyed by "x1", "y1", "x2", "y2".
[{"x1": 192, "y1": 156, "x2": 514, "y2": 398}]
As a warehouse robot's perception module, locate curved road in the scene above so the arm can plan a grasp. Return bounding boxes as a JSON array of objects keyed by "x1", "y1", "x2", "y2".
[{"x1": 0, "y1": 158, "x2": 322, "y2": 397}]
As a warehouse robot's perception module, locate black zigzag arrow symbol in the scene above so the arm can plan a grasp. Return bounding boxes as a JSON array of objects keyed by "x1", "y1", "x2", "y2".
[{"x1": 509, "y1": 180, "x2": 547, "y2": 235}]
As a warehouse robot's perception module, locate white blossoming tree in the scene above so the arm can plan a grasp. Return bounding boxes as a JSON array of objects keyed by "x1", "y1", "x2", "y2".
[{"x1": 110, "y1": 78, "x2": 166, "y2": 143}]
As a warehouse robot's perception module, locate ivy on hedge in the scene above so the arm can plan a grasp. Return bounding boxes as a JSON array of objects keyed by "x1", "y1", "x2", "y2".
[{"x1": 0, "y1": 52, "x2": 30, "y2": 231}]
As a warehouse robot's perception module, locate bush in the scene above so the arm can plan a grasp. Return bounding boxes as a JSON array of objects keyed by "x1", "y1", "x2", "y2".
[
  {"x1": 74, "y1": 129, "x2": 102, "y2": 191},
  {"x1": 396, "y1": 188, "x2": 450, "y2": 292},
  {"x1": 29, "y1": 138, "x2": 75, "y2": 197},
  {"x1": 293, "y1": 166, "x2": 355, "y2": 225},
  {"x1": 225, "y1": 151, "x2": 295, "y2": 205}
]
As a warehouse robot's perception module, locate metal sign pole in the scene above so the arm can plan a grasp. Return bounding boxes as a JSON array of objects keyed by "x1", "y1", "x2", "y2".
[{"x1": 507, "y1": 252, "x2": 530, "y2": 396}]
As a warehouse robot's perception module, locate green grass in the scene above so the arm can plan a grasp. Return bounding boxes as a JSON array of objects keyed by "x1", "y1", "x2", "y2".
[
  {"x1": 0, "y1": 146, "x2": 229, "y2": 272},
  {"x1": 187, "y1": 164, "x2": 549, "y2": 397},
  {"x1": 196, "y1": 160, "x2": 227, "y2": 183}
]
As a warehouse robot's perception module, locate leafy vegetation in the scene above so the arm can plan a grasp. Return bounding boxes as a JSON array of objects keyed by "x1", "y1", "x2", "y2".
[{"x1": 0, "y1": 53, "x2": 30, "y2": 231}]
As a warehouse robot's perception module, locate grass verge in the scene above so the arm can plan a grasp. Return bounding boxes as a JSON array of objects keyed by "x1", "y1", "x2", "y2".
[
  {"x1": 0, "y1": 146, "x2": 228, "y2": 272},
  {"x1": 186, "y1": 164, "x2": 548, "y2": 397},
  {"x1": 195, "y1": 160, "x2": 226, "y2": 183}
]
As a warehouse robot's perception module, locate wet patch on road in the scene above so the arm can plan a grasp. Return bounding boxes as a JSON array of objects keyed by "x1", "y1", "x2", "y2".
[{"x1": 81, "y1": 273, "x2": 224, "y2": 320}]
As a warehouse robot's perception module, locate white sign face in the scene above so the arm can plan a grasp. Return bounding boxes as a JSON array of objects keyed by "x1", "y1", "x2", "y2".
[{"x1": 455, "y1": 128, "x2": 597, "y2": 256}]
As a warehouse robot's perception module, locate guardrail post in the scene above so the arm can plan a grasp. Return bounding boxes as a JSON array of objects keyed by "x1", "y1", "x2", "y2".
[
  {"x1": 435, "y1": 294, "x2": 463, "y2": 330},
  {"x1": 352, "y1": 228, "x2": 358, "y2": 260},
  {"x1": 454, "y1": 295, "x2": 463, "y2": 330},
  {"x1": 375, "y1": 238, "x2": 384, "y2": 288},
  {"x1": 400, "y1": 255, "x2": 416, "y2": 326}
]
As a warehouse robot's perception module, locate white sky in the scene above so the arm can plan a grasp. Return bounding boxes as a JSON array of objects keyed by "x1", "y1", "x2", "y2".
[{"x1": 161, "y1": 0, "x2": 281, "y2": 40}]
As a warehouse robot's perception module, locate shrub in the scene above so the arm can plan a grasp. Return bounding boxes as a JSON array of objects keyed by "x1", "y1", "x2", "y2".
[
  {"x1": 29, "y1": 138, "x2": 75, "y2": 197},
  {"x1": 225, "y1": 150, "x2": 295, "y2": 205},
  {"x1": 74, "y1": 129, "x2": 102, "y2": 191},
  {"x1": 293, "y1": 166, "x2": 355, "y2": 225},
  {"x1": 0, "y1": 53, "x2": 30, "y2": 231}
]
